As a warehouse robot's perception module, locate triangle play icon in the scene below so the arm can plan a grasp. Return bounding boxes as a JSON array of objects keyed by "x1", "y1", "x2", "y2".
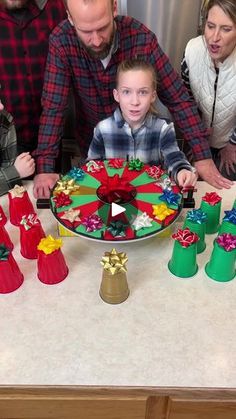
[{"x1": 111, "y1": 202, "x2": 126, "y2": 217}]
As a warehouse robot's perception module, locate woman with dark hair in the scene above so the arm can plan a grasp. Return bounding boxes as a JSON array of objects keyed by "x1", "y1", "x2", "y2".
[{"x1": 182, "y1": 0, "x2": 236, "y2": 180}]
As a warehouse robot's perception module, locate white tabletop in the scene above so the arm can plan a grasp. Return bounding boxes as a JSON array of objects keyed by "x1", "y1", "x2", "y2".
[{"x1": 0, "y1": 181, "x2": 235, "y2": 387}]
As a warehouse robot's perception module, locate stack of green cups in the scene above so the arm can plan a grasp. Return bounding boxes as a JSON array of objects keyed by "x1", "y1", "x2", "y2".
[
  {"x1": 200, "y1": 192, "x2": 222, "y2": 234},
  {"x1": 218, "y1": 208, "x2": 236, "y2": 235},
  {"x1": 205, "y1": 234, "x2": 236, "y2": 282},
  {"x1": 168, "y1": 227, "x2": 199, "y2": 278},
  {"x1": 183, "y1": 208, "x2": 207, "y2": 253}
]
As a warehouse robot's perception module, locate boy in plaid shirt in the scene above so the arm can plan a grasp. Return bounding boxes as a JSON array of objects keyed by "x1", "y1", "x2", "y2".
[{"x1": 0, "y1": 98, "x2": 35, "y2": 196}]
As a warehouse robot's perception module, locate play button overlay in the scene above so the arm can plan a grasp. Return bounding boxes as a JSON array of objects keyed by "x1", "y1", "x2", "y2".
[
  {"x1": 97, "y1": 183, "x2": 138, "y2": 228},
  {"x1": 111, "y1": 202, "x2": 126, "y2": 217}
]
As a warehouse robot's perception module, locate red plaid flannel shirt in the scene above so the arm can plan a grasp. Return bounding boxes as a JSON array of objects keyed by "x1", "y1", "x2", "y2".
[{"x1": 0, "y1": 0, "x2": 66, "y2": 152}]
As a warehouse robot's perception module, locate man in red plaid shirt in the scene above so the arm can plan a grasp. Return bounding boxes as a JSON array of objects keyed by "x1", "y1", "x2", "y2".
[
  {"x1": 0, "y1": 0, "x2": 66, "y2": 154},
  {"x1": 33, "y1": 0, "x2": 233, "y2": 198}
]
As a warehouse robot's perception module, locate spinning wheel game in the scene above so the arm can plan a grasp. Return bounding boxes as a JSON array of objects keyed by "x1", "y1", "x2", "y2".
[{"x1": 50, "y1": 159, "x2": 183, "y2": 243}]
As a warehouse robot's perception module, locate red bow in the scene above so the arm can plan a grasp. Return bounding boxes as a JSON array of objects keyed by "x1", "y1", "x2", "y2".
[
  {"x1": 202, "y1": 192, "x2": 222, "y2": 206},
  {"x1": 53, "y1": 192, "x2": 72, "y2": 208},
  {"x1": 108, "y1": 158, "x2": 125, "y2": 169},
  {"x1": 98, "y1": 174, "x2": 135, "y2": 203},
  {"x1": 172, "y1": 227, "x2": 199, "y2": 248}
]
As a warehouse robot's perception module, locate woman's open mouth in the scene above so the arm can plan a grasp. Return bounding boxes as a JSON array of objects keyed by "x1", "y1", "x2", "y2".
[{"x1": 209, "y1": 44, "x2": 220, "y2": 54}]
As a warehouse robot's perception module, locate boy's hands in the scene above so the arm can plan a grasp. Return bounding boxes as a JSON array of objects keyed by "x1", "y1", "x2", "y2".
[
  {"x1": 14, "y1": 152, "x2": 35, "y2": 178},
  {"x1": 177, "y1": 169, "x2": 198, "y2": 188}
]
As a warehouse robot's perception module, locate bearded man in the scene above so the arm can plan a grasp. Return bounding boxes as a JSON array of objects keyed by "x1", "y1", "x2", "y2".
[{"x1": 33, "y1": 0, "x2": 233, "y2": 198}]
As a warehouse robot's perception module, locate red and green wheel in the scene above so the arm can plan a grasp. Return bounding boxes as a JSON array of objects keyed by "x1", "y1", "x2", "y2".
[{"x1": 50, "y1": 160, "x2": 183, "y2": 243}]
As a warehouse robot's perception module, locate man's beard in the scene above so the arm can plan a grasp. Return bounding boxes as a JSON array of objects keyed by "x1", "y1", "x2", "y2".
[
  {"x1": 0, "y1": 0, "x2": 29, "y2": 10},
  {"x1": 80, "y1": 25, "x2": 115, "y2": 60}
]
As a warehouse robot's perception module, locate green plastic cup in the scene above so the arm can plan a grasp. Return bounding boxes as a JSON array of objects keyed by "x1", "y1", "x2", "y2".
[
  {"x1": 205, "y1": 241, "x2": 236, "y2": 282},
  {"x1": 183, "y1": 219, "x2": 206, "y2": 254},
  {"x1": 218, "y1": 220, "x2": 236, "y2": 235},
  {"x1": 168, "y1": 240, "x2": 198, "y2": 278},
  {"x1": 200, "y1": 200, "x2": 221, "y2": 234}
]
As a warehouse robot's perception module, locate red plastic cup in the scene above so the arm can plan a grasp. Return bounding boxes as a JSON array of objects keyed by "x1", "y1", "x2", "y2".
[
  {"x1": 20, "y1": 220, "x2": 45, "y2": 259},
  {"x1": 0, "y1": 206, "x2": 14, "y2": 251},
  {"x1": 0, "y1": 226, "x2": 14, "y2": 251},
  {"x1": 0, "y1": 205, "x2": 7, "y2": 226},
  {"x1": 8, "y1": 190, "x2": 35, "y2": 226},
  {"x1": 0, "y1": 253, "x2": 24, "y2": 293},
  {"x1": 37, "y1": 248, "x2": 68, "y2": 285}
]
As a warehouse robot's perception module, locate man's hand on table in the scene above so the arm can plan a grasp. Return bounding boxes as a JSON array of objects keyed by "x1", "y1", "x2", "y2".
[
  {"x1": 194, "y1": 159, "x2": 233, "y2": 189},
  {"x1": 218, "y1": 143, "x2": 236, "y2": 176},
  {"x1": 33, "y1": 173, "x2": 59, "y2": 198}
]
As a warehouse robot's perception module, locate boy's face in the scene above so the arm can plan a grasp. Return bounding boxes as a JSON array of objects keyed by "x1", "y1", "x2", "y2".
[{"x1": 113, "y1": 69, "x2": 156, "y2": 129}]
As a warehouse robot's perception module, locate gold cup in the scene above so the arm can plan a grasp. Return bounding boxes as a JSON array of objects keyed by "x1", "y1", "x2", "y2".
[{"x1": 100, "y1": 270, "x2": 129, "y2": 304}]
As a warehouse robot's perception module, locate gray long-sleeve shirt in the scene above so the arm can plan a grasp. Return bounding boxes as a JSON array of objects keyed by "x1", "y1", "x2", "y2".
[{"x1": 0, "y1": 110, "x2": 21, "y2": 196}]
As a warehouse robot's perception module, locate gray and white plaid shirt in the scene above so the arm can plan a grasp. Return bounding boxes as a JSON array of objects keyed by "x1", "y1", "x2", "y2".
[{"x1": 0, "y1": 110, "x2": 21, "y2": 196}]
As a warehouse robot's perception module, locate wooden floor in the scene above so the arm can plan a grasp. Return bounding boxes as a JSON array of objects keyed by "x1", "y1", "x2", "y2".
[{"x1": 0, "y1": 386, "x2": 236, "y2": 419}]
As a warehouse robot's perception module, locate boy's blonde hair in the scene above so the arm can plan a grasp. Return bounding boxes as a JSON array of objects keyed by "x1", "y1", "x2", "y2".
[{"x1": 116, "y1": 59, "x2": 159, "y2": 115}]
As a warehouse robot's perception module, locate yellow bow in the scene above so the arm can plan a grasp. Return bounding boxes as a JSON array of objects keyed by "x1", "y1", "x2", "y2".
[
  {"x1": 152, "y1": 203, "x2": 175, "y2": 221},
  {"x1": 37, "y1": 235, "x2": 62, "y2": 255}
]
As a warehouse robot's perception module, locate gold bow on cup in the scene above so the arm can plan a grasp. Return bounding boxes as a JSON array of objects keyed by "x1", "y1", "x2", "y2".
[{"x1": 101, "y1": 248, "x2": 128, "y2": 275}]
